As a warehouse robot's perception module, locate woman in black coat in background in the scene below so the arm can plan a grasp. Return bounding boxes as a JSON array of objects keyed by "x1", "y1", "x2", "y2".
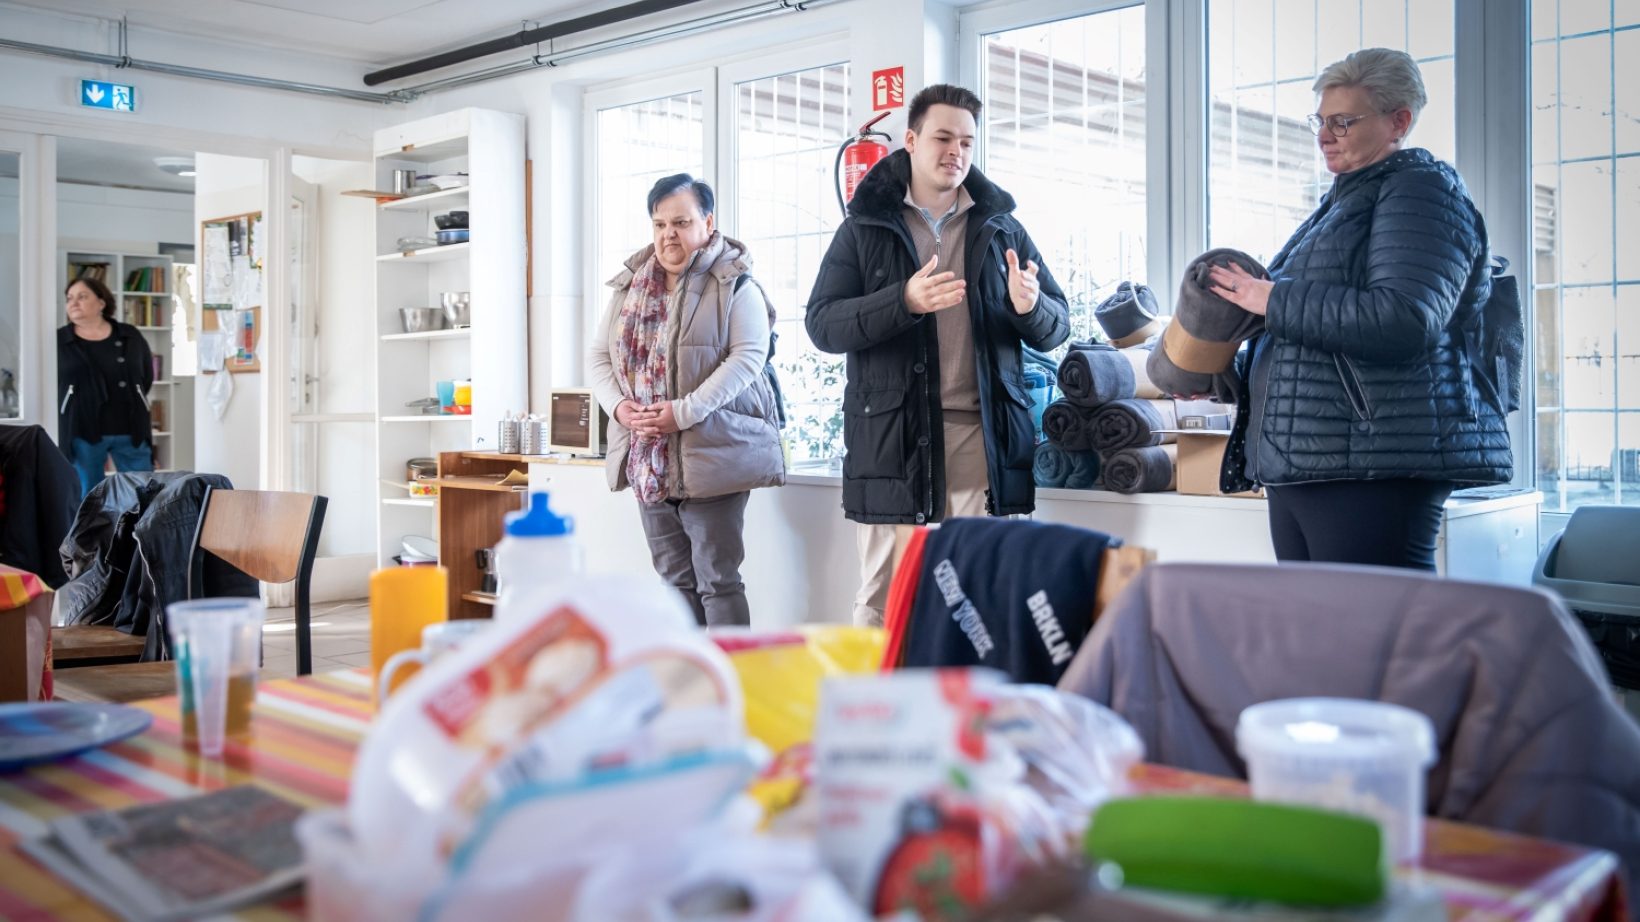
[{"x1": 58, "y1": 276, "x2": 155, "y2": 498}]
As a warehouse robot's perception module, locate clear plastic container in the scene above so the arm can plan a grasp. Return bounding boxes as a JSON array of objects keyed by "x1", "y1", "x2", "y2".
[{"x1": 1236, "y1": 697, "x2": 1436, "y2": 864}]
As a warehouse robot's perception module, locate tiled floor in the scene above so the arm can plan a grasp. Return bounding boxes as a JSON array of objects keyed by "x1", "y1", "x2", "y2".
[{"x1": 262, "y1": 598, "x2": 371, "y2": 680}]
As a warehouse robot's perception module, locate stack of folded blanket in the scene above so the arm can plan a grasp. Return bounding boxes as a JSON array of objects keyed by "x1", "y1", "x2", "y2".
[{"x1": 1036, "y1": 324, "x2": 1181, "y2": 494}]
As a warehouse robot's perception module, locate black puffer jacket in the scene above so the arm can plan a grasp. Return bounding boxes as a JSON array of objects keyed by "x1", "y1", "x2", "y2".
[
  {"x1": 1223, "y1": 148, "x2": 1511, "y2": 491},
  {"x1": 806, "y1": 151, "x2": 1070, "y2": 523}
]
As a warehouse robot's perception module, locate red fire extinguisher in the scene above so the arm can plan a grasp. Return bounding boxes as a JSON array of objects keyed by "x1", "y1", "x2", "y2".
[{"x1": 835, "y1": 112, "x2": 893, "y2": 215}]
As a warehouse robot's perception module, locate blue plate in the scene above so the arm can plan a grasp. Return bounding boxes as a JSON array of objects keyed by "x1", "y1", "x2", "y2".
[{"x1": 0, "y1": 703, "x2": 153, "y2": 772}]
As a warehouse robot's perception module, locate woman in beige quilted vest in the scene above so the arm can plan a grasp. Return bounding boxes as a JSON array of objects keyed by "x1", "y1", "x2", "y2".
[{"x1": 587, "y1": 174, "x2": 786, "y2": 627}]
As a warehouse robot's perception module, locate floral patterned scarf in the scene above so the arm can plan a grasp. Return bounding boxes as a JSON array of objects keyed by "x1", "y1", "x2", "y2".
[{"x1": 615, "y1": 254, "x2": 672, "y2": 503}]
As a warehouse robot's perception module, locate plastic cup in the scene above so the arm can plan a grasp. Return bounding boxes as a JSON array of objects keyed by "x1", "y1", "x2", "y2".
[
  {"x1": 167, "y1": 598, "x2": 265, "y2": 757},
  {"x1": 453, "y1": 380, "x2": 472, "y2": 407},
  {"x1": 436, "y1": 380, "x2": 455, "y2": 411},
  {"x1": 1237, "y1": 697, "x2": 1436, "y2": 864}
]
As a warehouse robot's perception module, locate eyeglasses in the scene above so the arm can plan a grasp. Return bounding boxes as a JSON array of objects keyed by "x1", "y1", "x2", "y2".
[{"x1": 1305, "y1": 112, "x2": 1380, "y2": 137}]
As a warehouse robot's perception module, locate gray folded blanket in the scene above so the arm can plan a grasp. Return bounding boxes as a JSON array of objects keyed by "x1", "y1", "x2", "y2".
[
  {"x1": 1091, "y1": 398, "x2": 1178, "y2": 453},
  {"x1": 1042, "y1": 399, "x2": 1097, "y2": 451},
  {"x1": 1033, "y1": 442, "x2": 1101, "y2": 489},
  {"x1": 1147, "y1": 248, "x2": 1268, "y2": 402},
  {"x1": 1096, "y1": 281, "x2": 1163, "y2": 348},
  {"x1": 1058, "y1": 342, "x2": 1133, "y2": 407},
  {"x1": 1103, "y1": 444, "x2": 1179, "y2": 494}
]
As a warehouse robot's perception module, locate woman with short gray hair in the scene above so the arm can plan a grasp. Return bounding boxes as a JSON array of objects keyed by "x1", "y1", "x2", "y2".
[{"x1": 1205, "y1": 48, "x2": 1511, "y2": 569}]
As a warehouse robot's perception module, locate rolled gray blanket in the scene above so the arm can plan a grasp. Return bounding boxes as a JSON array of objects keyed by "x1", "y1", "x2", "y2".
[
  {"x1": 1147, "y1": 248, "x2": 1268, "y2": 402},
  {"x1": 1103, "y1": 444, "x2": 1179, "y2": 494},
  {"x1": 1033, "y1": 442, "x2": 1102, "y2": 489},
  {"x1": 1057, "y1": 342, "x2": 1135, "y2": 407},
  {"x1": 1096, "y1": 281, "x2": 1162, "y2": 348},
  {"x1": 1042, "y1": 399, "x2": 1097, "y2": 451},
  {"x1": 1090, "y1": 398, "x2": 1178, "y2": 453}
]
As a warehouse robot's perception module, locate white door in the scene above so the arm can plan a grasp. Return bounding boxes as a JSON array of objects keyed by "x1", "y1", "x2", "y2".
[{"x1": 285, "y1": 162, "x2": 377, "y2": 601}]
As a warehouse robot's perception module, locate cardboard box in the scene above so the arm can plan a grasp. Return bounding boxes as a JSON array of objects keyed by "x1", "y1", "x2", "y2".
[{"x1": 1158, "y1": 418, "x2": 1263, "y2": 498}]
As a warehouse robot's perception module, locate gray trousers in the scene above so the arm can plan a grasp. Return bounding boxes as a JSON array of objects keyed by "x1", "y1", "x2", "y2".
[{"x1": 636, "y1": 490, "x2": 751, "y2": 627}]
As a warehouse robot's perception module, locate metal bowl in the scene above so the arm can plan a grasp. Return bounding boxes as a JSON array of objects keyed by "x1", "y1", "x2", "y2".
[
  {"x1": 399, "y1": 307, "x2": 446, "y2": 333},
  {"x1": 440, "y1": 291, "x2": 471, "y2": 327}
]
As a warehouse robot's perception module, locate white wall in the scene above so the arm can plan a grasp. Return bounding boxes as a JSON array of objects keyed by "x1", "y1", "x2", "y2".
[
  {"x1": 57, "y1": 183, "x2": 193, "y2": 250},
  {"x1": 531, "y1": 462, "x2": 1277, "y2": 626},
  {"x1": 191, "y1": 152, "x2": 265, "y2": 491}
]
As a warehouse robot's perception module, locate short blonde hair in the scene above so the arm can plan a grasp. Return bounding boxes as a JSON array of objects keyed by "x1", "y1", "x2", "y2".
[{"x1": 1314, "y1": 48, "x2": 1427, "y2": 128}]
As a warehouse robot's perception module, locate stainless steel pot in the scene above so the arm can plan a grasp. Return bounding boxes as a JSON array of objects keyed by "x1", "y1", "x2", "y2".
[
  {"x1": 440, "y1": 291, "x2": 471, "y2": 328},
  {"x1": 399, "y1": 307, "x2": 446, "y2": 333}
]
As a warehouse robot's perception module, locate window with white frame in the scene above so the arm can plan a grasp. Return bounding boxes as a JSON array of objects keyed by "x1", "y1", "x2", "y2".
[
  {"x1": 1205, "y1": 0, "x2": 1457, "y2": 263},
  {"x1": 732, "y1": 62, "x2": 851, "y2": 464},
  {"x1": 979, "y1": 3, "x2": 1148, "y2": 345},
  {"x1": 1530, "y1": 0, "x2": 1640, "y2": 510},
  {"x1": 593, "y1": 92, "x2": 707, "y2": 285}
]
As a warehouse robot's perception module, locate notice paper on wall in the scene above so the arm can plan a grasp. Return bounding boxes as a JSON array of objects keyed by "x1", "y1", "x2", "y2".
[
  {"x1": 197, "y1": 331, "x2": 228, "y2": 373},
  {"x1": 203, "y1": 225, "x2": 231, "y2": 304}
]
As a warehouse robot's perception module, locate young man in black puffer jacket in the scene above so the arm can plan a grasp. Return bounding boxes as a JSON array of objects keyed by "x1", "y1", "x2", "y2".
[{"x1": 806, "y1": 84, "x2": 1070, "y2": 626}]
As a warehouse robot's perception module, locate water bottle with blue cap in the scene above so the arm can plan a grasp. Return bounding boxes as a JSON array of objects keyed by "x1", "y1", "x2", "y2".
[{"x1": 494, "y1": 492, "x2": 585, "y2": 622}]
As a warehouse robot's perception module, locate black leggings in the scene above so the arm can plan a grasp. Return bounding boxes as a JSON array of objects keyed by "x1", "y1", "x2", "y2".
[{"x1": 1265, "y1": 479, "x2": 1454, "y2": 571}]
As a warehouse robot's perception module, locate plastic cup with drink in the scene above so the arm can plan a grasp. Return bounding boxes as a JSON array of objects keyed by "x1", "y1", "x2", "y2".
[{"x1": 167, "y1": 597, "x2": 265, "y2": 757}]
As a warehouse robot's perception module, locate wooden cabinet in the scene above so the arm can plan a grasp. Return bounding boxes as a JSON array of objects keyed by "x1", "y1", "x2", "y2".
[{"x1": 435, "y1": 451, "x2": 530, "y2": 620}]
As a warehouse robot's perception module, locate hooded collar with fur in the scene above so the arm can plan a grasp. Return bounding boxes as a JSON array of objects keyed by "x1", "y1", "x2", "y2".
[{"x1": 847, "y1": 149, "x2": 1016, "y2": 224}]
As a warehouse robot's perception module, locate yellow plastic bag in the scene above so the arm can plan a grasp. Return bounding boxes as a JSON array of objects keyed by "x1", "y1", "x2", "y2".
[{"x1": 716, "y1": 626, "x2": 886, "y2": 817}]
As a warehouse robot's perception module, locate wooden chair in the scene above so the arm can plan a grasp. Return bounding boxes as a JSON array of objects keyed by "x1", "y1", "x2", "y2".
[{"x1": 52, "y1": 488, "x2": 327, "y2": 704}]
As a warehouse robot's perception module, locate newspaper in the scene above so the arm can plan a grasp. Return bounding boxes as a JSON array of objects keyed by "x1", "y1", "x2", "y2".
[{"x1": 21, "y1": 785, "x2": 305, "y2": 921}]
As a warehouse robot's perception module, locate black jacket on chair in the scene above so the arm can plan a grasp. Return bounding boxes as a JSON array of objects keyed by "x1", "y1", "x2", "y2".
[
  {"x1": 58, "y1": 471, "x2": 257, "y2": 661},
  {"x1": 1222, "y1": 148, "x2": 1511, "y2": 491},
  {"x1": 806, "y1": 150, "x2": 1071, "y2": 523},
  {"x1": 0, "y1": 425, "x2": 80, "y2": 588}
]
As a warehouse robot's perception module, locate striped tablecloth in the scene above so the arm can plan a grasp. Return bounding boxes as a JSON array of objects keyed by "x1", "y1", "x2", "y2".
[
  {"x1": 0, "y1": 670, "x2": 370, "y2": 921},
  {"x1": 0, "y1": 671, "x2": 1628, "y2": 921}
]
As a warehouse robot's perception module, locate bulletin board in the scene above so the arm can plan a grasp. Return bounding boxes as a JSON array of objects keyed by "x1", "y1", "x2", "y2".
[{"x1": 199, "y1": 210, "x2": 264, "y2": 374}]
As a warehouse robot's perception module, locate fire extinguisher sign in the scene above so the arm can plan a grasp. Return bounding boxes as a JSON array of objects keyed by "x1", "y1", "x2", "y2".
[{"x1": 872, "y1": 67, "x2": 905, "y2": 112}]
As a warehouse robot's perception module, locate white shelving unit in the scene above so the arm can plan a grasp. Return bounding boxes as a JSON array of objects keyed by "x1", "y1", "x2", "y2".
[
  {"x1": 61, "y1": 250, "x2": 195, "y2": 473},
  {"x1": 372, "y1": 108, "x2": 528, "y2": 568}
]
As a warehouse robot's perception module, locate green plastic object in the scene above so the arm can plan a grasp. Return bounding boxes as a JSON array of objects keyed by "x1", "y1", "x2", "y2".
[{"x1": 1085, "y1": 796, "x2": 1387, "y2": 907}]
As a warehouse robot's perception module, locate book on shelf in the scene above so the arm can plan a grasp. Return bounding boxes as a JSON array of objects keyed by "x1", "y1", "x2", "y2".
[
  {"x1": 68, "y1": 262, "x2": 111, "y2": 284},
  {"x1": 150, "y1": 399, "x2": 166, "y2": 431},
  {"x1": 19, "y1": 785, "x2": 306, "y2": 922},
  {"x1": 152, "y1": 355, "x2": 164, "y2": 381}
]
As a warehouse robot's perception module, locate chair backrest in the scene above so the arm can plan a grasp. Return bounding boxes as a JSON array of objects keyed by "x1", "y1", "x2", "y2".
[
  {"x1": 189, "y1": 487, "x2": 327, "y2": 590},
  {"x1": 1551, "y1": 505, "x2": 1640, "y2": 586},
  {"x1": 1057, "y1": 561, "x2": 1640, "y2": 891}
]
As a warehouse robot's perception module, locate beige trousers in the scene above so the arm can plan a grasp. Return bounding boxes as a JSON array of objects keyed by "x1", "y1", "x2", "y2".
[{"x1": 853, "y1": 420, "x2": 989, "y2": 626}]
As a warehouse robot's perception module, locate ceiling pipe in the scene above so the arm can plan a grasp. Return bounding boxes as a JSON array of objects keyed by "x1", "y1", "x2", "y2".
[
  {"x1": 363, "y1": 0, "x2": 709, "y2": 87},
  {"x1": 396, "y1": 0, "x2": 834, "y2": 96},
  {"x1": 0, "y1": 36, "x2": 405, "y2": 104},
  {"x1": 0, "y1": 0, "x2": 833, "y2": 105}
]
